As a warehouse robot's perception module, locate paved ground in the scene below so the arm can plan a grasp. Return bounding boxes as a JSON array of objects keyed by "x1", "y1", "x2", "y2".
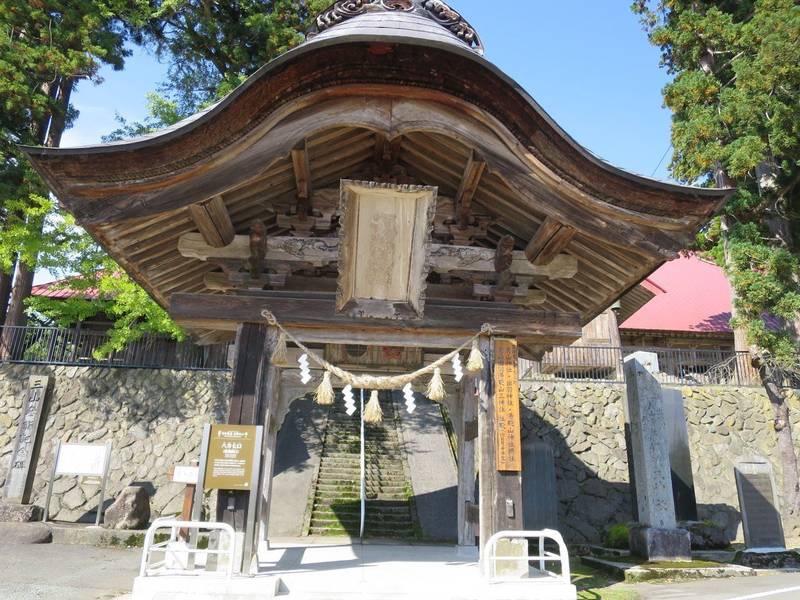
[
  {"x1": 0, "y1": 543, "x2": 140, "y2": 600},
  {"x1": 632, "y1": 573, "x2": 800, "y2": 600},
  {"x1": 3, "y1": 540, "x2": 800, "y2": 600}
]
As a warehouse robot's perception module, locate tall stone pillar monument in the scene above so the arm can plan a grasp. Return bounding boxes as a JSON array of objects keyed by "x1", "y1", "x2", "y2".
[{"x1": 623, "y1": 357, "x2": 690, "y2": 561}]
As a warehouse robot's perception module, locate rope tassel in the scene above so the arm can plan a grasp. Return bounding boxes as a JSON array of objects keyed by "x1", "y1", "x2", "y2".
[
  {"x1": 363, "y1": 390, "x2": 383, "y2": 424},
  {"x1": 426, "y1": 367, "x2": 446, "y2": 402},
  {"x1": 466, "y1": 339, "x2": 484, "y2": 373},
  {"x1": 271, "y1": 332, "x2": 288, "y2": 366},
  {"x1": 314, "y1": 371, "x2": 334, "y2": 406}
]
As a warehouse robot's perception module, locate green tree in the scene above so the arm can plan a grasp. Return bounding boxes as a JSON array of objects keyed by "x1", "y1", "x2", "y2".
[
  {"x1": 633, "y1": 0, "x2": 800, "y2": 514},
  {"x1": 0, "y1": 0, "x2": 149, "y2": 354},
  {"x1": 23, "y1": 1, "x2": 328, "y2": 351},
  {"x1": 142, "y1": 0, "x2": 327, "y2": 115}
]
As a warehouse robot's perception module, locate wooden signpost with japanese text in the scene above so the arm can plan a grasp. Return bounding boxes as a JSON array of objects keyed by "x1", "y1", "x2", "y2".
[{"x1": 493, "y1": 339, "x2": 522, "y2": 472}]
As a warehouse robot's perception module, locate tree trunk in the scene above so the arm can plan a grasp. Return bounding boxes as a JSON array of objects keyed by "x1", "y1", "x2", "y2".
[
  {"x1": 754, "y1": 352, "x2": 800, "y2": 516},
  {"x1": 0, "y1": 255, "x2": 16, "y2": 327}
]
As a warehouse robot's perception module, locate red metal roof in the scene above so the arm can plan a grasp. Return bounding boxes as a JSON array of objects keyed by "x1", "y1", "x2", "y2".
[
  {"x1": 31, "y1": 278, "x2": 99, "y2": 300},
  {"x1": 621, "y1": 254, "x2": 733, "y2": 333}
]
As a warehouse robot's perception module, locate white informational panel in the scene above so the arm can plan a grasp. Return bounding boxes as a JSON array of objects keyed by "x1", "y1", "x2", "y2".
[
  {"x1": 172, "y1": 465, "x2": 200, "y2": 485},
  {"x1": 55, "y1": 443, "x2": 109, "y2": 476},
  {"x1": 45, "y1": 440, "x2": 113, "y2": 525}
]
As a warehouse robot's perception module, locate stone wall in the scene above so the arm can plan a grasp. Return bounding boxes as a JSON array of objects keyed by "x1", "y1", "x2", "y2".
[
  {"x1": 520, "y1": 381, "x2": 633, "y2": 542},
  {"x1": 683, "y1": 386, "x2": 800, "y2": 539},
  {"x1": 520, "y1": 380, "x2": 800, "y2": 544},
  {"x1": 0, "y1": 364, "x2": 230, "y2": 522},
  {"x1": 1, "y1": 361, "x2": 798, "y2": 544}
]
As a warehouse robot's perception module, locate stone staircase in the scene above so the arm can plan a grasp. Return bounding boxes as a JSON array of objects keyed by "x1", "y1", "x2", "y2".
[{"x1": 305, "y1": 391, "x2": 418, "y2": 538}]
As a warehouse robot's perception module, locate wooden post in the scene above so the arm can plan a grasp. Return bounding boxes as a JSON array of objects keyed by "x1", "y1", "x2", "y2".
[
  {"x1": 257, "y1": 331, "x2": 281, "y2": 550},
  {"x1": 218, "y1": 322, "x2": 275, "y2": 560},
  {"x1": 478, "y1": 336, "x2": 524, "y2": 561},
  {"x1": 457, "y1": 376, "x2": 479, "y2": 547}
]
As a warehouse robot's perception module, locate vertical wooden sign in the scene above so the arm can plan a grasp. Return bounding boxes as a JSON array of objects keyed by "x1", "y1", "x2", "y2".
[{"x1": 493, "y1": 338, "x2": 522, "y2": 472}]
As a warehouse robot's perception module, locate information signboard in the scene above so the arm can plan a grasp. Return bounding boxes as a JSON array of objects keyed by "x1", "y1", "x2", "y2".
[
  {"x1": 735, "y1": 458, "x2": 785, "y2": 550},
  {"x1": 55, "y1": 443, "x2": 109, "y2": 476},
  {"x1": 494, "y1": 338, "x2": 522, "y2": 472},
  {"x1": 204, "y1": 425, "x2": 257, "y2": 490}
]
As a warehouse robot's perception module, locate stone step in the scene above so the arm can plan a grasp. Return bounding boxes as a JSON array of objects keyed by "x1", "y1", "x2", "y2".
[{"x1": 313, "y1": 493, "x2": 408, "y2": 502}]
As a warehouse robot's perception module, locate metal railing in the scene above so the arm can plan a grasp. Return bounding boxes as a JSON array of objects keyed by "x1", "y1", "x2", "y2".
[
  {"x1": 0, "y1": 326, "x2": 230, "y2": 371},
  {"x1": 139, "y1": 518, "x2": 235, "y2": 578},
  {"x1": 483, "y1": 529, "x2": 573, "y2": 587},
  {"x1": 520, "y1": 345, "x2": 760, "y2": 387}
]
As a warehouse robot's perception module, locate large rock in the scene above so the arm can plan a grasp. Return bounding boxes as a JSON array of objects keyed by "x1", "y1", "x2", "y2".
[
  {"x1": 103, "y1": 486, "x2": 151, "y2": 530},
  {"x1": 680, "y1": 520, "x2": 731, "y2": 550},
  {"x1": 0, "y1": 502, "x2": 43, "y2": 522}
]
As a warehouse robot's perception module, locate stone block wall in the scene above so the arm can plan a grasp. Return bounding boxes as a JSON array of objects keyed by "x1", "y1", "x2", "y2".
[
  {"x1": 520, "y1": 381, "x2": 633, "y2": 542},
  {"x1": 0, "y1": 364, "x2": 230, "y2": 522},
  {"x1": 520, "y1": 380, "x2": 800, "y2": 543}
]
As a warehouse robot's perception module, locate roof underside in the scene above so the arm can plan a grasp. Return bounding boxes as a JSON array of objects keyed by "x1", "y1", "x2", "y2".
[{"x1": 21, "y1": 11, "x2": 730, "y2": 345}]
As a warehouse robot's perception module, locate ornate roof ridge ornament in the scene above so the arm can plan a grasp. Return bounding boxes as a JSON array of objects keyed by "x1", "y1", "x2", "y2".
[{"x1": 307, "y1": 0, "x2": 484, "y2": 54}]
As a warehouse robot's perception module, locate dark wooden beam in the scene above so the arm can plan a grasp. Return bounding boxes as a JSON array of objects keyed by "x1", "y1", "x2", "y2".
[
  {"x1": 187, "y1": 195, "x2": 235, "y2": 248},
  {"x1": 524, "y1": 216, "x2": 576, "y2": 266},
  {"x1": 169, "y1": 292, "x2": 581, "y2": 348},
  {"x1": 457, "y1": 151, "x2": 487, "y2": 228},
  {"x1": 290, "y1": 140, "x2": 311, "y2": 215},
  {"x1": 249, "y1": 220, "x2": 267, "y2": 280}
]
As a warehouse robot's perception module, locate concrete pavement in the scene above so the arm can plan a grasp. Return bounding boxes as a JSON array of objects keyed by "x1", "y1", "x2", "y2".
[
  {"x1": 0, "y1": 543, "x2": 140, "y2": 600},
  {"x1": 633, "y1": 572, "x2": 800, "y2": 600}
]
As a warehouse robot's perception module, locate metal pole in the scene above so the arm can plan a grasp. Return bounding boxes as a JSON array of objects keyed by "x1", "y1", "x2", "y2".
[{"x1": 359, "y1": 388, "x2": 365, "y2": 542}]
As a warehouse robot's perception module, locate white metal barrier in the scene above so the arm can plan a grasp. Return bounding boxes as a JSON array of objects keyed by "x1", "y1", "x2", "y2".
[
  {"x1": 484, "y1": 529, "x2": 571, "y2": 584},
  {"x1": 139, "y1": 518, "x2": 236, "y2": 579}
]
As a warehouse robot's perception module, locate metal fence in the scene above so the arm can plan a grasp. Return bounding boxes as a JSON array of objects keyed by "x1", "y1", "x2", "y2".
[
  {"x1": 0, "y1": 326, "x2": 230, "y2": 371},
  {"x1": 520, "y1": 345, "x2": 760, "y2": 387}
]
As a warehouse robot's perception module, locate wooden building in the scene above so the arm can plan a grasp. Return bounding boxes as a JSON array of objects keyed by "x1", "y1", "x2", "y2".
[{"x1": 22, "y1": 0, "x2": 730, "y2": 566}]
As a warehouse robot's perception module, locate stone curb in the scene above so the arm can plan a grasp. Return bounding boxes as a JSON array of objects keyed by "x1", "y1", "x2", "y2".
[
  {"x1": 581, "y1": 555, "x2": 756, "y2": 583},
  {"x1": 49, "y1": 523, "x2": 150, "y2": 547},
  {"x1": 0, "y1": 521, "x2": 53, "y2": 544}
]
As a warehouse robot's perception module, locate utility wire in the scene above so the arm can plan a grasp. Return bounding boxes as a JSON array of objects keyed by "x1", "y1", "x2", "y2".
[{"x1": 651, "y1": 144, "x2": 673, "y2": 177}]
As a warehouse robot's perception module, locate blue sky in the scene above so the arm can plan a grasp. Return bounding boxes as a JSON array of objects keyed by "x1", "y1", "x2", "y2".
[{"x1": 61, "y1": 2, "x2": 676, "y2": 183}]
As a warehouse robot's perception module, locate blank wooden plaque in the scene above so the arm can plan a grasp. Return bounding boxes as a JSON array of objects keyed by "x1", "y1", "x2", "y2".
[{"x1": 337, "y1": 180, "x2": 437, "y2": 320}]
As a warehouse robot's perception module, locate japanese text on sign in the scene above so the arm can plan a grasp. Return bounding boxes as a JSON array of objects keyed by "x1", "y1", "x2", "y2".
[
  {"x1": 204, "y1": 425, "x2": 256, "y2": 490},
  {"x1": 494, "y1": 338, "x2": 522, "y2": 472}
]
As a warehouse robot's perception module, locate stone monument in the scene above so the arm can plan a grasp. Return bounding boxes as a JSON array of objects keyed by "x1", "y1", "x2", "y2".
[
  {"x1": 623, "y1": 357, "x2": 691, "y2": 561},
  {"x1": 1, "y1": 376, "x2": 52, "y2": 522}
]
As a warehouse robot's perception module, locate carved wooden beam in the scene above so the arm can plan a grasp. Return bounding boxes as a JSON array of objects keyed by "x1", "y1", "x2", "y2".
[
  {"x1": 187, "y1": 195, "x2": 235, "y2": 248},
  {"x1": 170, "y1": 292, "x2": 582, "y2": 349},
  {"x1": 178, "y1": 233, "x2": 578, "y2": 279},
  {"x1": 524, "y1": 217, "x2": 577, "y2": 266},
  {"x1": 457, "y1": 151, "x2": 487, "y2": 229}
]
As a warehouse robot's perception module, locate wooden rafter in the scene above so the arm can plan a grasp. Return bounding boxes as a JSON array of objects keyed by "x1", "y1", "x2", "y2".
[
  {"x1": 457, "y1": 151, "x2": 486, "y2": 228},
  {"x1": 290, "y1": 140, "x2": 312, "y2": 215},
  {"x1": 187, "y1": 195, "x2": 235, "y2": 248},
  {"x1": 524, "y1": 217, "x2": 576, "y2": 266}
]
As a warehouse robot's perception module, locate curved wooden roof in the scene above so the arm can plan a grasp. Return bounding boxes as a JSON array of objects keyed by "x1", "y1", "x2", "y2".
[{"x1": 21, "y1": 1, "x2": 731, "y2": 341}]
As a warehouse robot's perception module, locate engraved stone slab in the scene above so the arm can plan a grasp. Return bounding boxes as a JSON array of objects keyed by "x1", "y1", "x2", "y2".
[
  {"x1": 735, "y1": 458, "x2": 785, "y2": 551},
  {"x1": 3, "y1": 376, "x2": 51, "y2": 504},
  {"x1": 662, "y1": 388, "x2": 698, "y2": 521}
]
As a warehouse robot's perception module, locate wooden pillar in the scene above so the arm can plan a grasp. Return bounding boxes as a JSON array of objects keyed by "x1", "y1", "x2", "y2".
[
  {"x1": 218, "y1": 323, "x2": 276, "y2": 546},
  {"x1": 457, "y1": 376, "x2": 479, "y2": 547},
  {"x1": 257, "y1": 336, "x2": 281, "y2": 550},
  {"x1": 478, "y1": 336, "x2": 524, "y2": 559}
]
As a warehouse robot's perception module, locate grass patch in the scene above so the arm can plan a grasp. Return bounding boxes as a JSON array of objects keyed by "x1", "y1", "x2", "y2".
[{"x1": 571, "y1": 559, "x2": 638, "y2": 600}]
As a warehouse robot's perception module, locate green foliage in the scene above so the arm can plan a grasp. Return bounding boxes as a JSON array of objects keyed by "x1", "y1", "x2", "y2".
[
  {"x1": 603, "y1": 523, "x2": 631, "y2": 550},
  {"x1": 633, "y1": 0, "x2": 800, "y2": 369},
  {"x1": 140, "y1": 0, "x2": 329, "y2": 115},
  {"x1": 4, "y1": 1, "x2": 329, "y2": 354}
]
